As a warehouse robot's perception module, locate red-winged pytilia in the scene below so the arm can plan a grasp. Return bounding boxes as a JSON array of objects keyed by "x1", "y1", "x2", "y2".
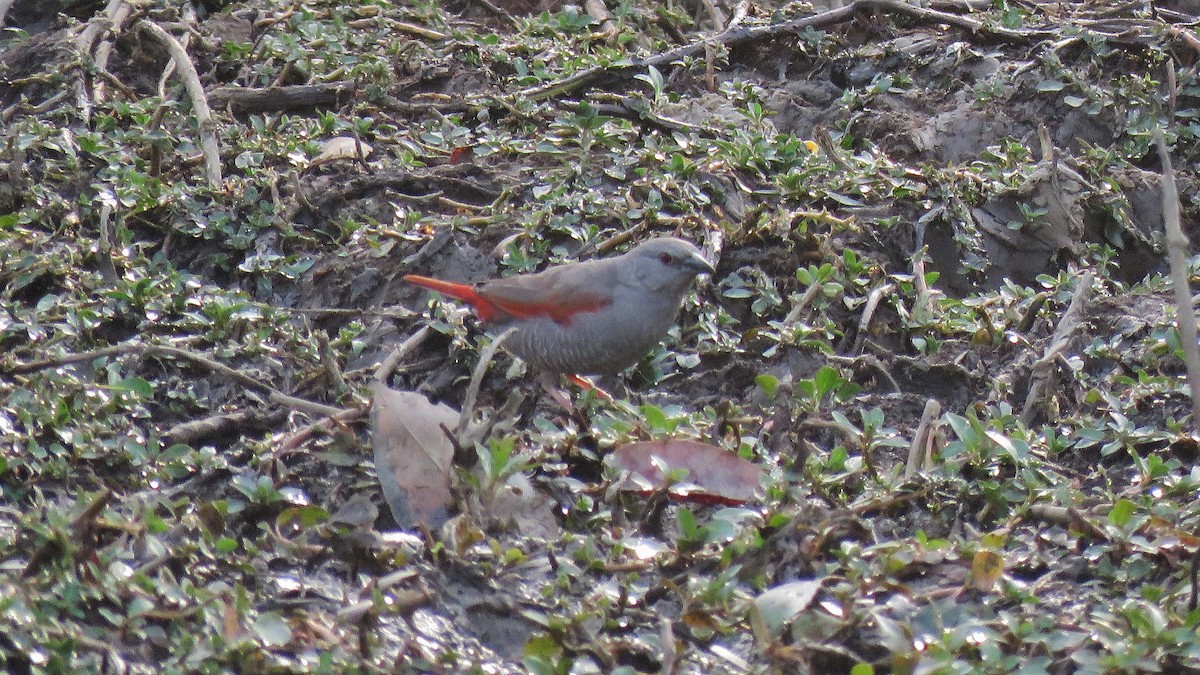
[{"x1": 404, "y1": 237, "x2": 715, "y2": 394}]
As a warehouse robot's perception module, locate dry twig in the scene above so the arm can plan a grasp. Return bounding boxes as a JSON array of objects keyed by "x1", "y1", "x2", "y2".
[
  {"x1": 848, "y1": 283, "x2": 894, "y2": 355},
  {"x1": 457, "y1": 327, "x2": 515, "y2": 438},
  {"x1": 163, "y1": 408, "x2": 285, "y2": 446},
  {"x1": 274, "y1": 406, "x2": 368, "y2": 455},
  {"x1": 1026, "y1": 504, "x2": 1111, "y2": 542},
  {"x1": 137, "y1": 20, "x2": 223, "y2": 186},
  {"x1": 1020, "y1": 271, "x2": 1093, "y2": 425},
  {"x1": 519, "y1": 0, "x2": 1046, "y2": 101},
  {"x1": 375, "y1": 325, "x2": 433, "y2": 382},
  {"x1": 6, "y1": 340, "x2": 345, "y2": 417},
  {"x1": 904, "y1": 399, "x2": 942, "y2": 478},
  {"x1": 1155, "y1": 127, "x2": 1200, "y2": 433}
]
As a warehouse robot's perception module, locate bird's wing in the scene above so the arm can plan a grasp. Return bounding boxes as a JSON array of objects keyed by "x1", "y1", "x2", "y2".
[{"x1": 478, "y1": 263, "x2": 613, "y2": 325}]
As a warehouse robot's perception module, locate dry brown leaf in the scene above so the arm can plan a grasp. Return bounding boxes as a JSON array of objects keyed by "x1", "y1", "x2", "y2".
[
  {"x1": 369, "y1": 381, "x2": 456, "y2": 529},
  {"x1": 486, "y1": 472, "x2": 560, "y2": 540}
]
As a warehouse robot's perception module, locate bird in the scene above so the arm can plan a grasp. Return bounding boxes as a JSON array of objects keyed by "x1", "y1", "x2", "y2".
[{"x1": 404, "y1": 236, "x2": 715, "y2": 386}]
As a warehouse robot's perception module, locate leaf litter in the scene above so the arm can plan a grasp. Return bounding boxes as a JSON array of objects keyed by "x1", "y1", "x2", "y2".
[{"x1": 2, "y1": 0, "x2": 1200, "y2": 672}]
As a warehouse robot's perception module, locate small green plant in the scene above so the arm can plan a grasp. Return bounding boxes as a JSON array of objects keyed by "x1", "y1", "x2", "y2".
[
  {"x1": 476, "y1": 436, "x2": 536, "y2": 487},
  {"x1": 794, "y1": 366, "x2": 861, "y2": 414}
]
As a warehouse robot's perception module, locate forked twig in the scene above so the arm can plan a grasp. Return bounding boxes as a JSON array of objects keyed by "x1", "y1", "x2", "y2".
[{"x1": 137, "y1": 20, "x2": 223, "y2": 186}]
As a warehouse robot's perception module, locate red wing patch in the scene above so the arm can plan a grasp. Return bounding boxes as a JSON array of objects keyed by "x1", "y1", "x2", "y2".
[
  {"x1": 478, "y1": 268, "x2": 612, "y2": 326},
  {"x1": 485, "y1": 294, "x2": 611, "y2": 325}
]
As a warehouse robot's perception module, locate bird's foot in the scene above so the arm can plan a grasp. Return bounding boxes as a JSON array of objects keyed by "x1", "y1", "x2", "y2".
[
  {"x1": 565, "y1": 374, "x2": 614, "y2": 402},
  {"x1": 536, "y1": 371, "x2": 577, "y2": 411},
  {"x1": 535, "y1": 372, "x2": 614, "y2": 416}
]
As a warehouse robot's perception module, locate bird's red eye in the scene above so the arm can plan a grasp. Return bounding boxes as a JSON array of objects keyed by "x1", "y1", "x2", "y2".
[{"x1": 658, "y1": 252, "x2": 674, "y2": 265}]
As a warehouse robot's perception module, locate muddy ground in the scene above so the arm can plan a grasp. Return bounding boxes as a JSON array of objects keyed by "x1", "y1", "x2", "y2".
[{"x1": 3, "y1": 0, "x2": 1200, "y2": 672}]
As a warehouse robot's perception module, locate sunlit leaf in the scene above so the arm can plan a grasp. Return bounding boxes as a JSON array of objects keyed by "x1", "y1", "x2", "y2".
[{"x1": 752, "y1": 579, "x2": 822, "y2": 636}]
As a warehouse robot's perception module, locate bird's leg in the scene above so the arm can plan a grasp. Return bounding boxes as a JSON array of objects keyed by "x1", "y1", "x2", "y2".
[
  {"x1": 534, "y1": 371, "x2": 618, "y2": 421},
  {"x1": 565, "y1": 374, "x2": 614, "y2": 402},
  {"x1": 536, "y1": 370, "x2": 577, "y2": 411},
  {"x1": 534, "y1": 372, "x2": 615, "y2": 420}
]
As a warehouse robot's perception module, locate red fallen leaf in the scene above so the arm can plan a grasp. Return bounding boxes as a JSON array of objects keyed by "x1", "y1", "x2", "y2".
[
  {"x1": 369, "y1": 382, "x2": 457, "y2": 529},
  {"x1": 449, "y1": 146, "x2": 472, "y2": 164},
  {"x1": 607, "y1": 440, "x2": 763, "y2": 505}
]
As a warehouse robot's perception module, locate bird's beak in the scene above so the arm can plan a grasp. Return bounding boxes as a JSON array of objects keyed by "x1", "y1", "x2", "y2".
[{"x1": 686, "y1": 252, "x2": 716, "y2": 275}]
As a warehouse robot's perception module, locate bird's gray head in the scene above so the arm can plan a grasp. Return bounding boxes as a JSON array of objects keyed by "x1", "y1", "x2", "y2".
[{"x1": 623, "y1": 237, "x2": 715, "y2": 293}]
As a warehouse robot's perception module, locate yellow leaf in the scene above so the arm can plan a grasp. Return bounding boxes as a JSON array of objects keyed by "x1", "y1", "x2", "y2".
[{"x1": 971, "y1": 550, "x2": 1004, "y2": 592}]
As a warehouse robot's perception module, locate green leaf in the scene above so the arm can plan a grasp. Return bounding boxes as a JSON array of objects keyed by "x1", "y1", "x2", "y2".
[
  {"x1": 828, "y1": 446, "x2": 848, "y2": 471},
  {"x1": 827, "y1": 192, "x2": 864, "y2": 206},
  {"x1": 861, "y1": 407, "x2": 884, "y2": 432},
  {"x1": 756, "y1": 374, "x2": 779, "y2": 399},
  {"x1": 160, "y1": 444, "x2": 192, "y2": 461},
  {"x1": 640, "y1": 404, "x2": 667, "y2": 431},
  {"x1": 814, "y1": 366, "x2": 840, "y2": 400},
  {"x1": 278, "y1": 505, "x2": 329, "y2": 529},
  {"x1": 633, "y1": 65, "x2": 665, "y2": 97},
  {"x1": 1108, "y1": 499, "x2": 1136, "y2": 527},
  {"x1": 524, "y1": 634, "x2": 562, "y2": 665},
  {"x1": 677, "y1": 507, "x2": 700, "y2": 539},
  {"x1": 110, "y1": 377, "x2": 154, "y2": 397}
]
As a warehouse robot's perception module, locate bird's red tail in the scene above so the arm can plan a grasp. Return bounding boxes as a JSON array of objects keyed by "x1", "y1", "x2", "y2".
[{"x1": 404, "y1": 274, "x2": 501, "y2": 322}]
